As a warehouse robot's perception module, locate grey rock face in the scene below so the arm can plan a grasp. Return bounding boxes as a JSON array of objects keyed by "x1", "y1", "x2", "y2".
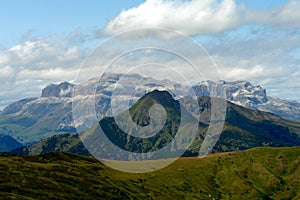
[
  {"x1": 41, "y1": 82, "x2": 74, "y2": 98},
  {"x1": 192, "y1": 80, "x2": 300, "y2": 122}
]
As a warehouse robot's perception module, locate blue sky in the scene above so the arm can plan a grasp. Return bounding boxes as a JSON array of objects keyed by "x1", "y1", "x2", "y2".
[
  {"x1": 236, "y1": 0, "x2": 287, "y2": 9},
  {"x1": 0, "y1": 0, "x2": 299, "y2": 109},
  {"x1": 0, "y1": 0, "x2": 144, "y2": 47}
]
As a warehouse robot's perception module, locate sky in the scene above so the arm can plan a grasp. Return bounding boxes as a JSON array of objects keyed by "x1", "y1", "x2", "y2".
[{"x1": 0, "y1": 0, "x2": 299, "y2": 109}]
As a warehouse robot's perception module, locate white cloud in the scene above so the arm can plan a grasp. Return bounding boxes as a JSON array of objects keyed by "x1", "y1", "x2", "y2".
[
  {"x1": 102, "y1": 0, "x2": 300, "y2": 36},
  {"x1": 0, "y1": 33, "x2": 89, "y2": 109},
  {"x1": 8, "y1": 37, "x2": 86, "y2": 70},
  {"x1": 246, "y1": 0, "x2": 300, "y2": 29},
  {"x1": 58, "y1": 47, "x2": 81, "y2": 62},
  {"x1": 102, "y1": 0, "x2": 243, "y2": 35},
  {"x1": 0, "y1": 65, "x2": 16, "y2": 84},
  {"x1": 0, "y1": 49, "x2": 11, "y2": 64},
  {"x1": 18, "y1": 67, "x2": 79, "y2": 81},
  {"x1": 9, "y1": 40, "x2": 52, "y2": 60},
  {"x1": 223, "y1": 65, "x2": 264, "y2": 80}
]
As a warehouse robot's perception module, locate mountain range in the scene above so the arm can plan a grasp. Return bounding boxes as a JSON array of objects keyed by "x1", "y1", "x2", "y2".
[
  {"x1": 11, "y1": 90, "x2": 300, "y2": 158},
  {"x1": 1, "y1": 73, "x2": 300, "y2": 153}
]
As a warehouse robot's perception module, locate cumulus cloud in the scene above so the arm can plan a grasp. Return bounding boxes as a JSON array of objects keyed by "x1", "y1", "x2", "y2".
[
  {"x1": 0, "y1": 33, "x2": 89, "y2": 109},
  {"x1": 8, "y1": 37, "x2": 86, "y2": 69},
  {"x1": 102, "y1": 0, "x2": 243, "y2": 35},
  {"x1": 9, "y1": 40, "x2": 53, "y2": 62},
  {"x1": 102, "y1": 0, "x2": 300, "y2": 36}
]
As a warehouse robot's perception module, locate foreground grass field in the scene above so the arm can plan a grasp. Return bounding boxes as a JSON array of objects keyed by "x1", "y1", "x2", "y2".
[{"x1": 1, "y1": 147, "x2": 300, "y2": 199}]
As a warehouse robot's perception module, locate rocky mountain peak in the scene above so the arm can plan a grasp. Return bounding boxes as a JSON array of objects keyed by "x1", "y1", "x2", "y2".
[
  {"x1": 41, "y1": 82, "x2": 74, "y2": 98},
  {"x1": 193, "y1": 80, "x2": 268, "y2": 108}
]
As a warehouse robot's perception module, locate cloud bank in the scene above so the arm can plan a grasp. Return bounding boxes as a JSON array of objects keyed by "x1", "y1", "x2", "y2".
[
  {"x1": 102, "y1": 0, "x2": 243, "y2": 35},
  {"x1": 102, "y1": 0, "x2": 300, "y2": 35},
  {"x1": 0, "y1": 32, "x2": 88, "y2": 108}
]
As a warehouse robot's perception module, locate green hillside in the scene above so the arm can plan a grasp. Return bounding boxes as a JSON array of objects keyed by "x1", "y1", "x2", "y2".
[
  {"x1": 10, "y1": 133, "x2": 90, "y2": 156},
  {"x1": 1, "y1": 147, "x2": 300, "y2": 199},
  {"x1": 211, "y1": 100, "x2": 300, "y2": 153},
  {"x1": 98, "y1": 90, "x2": 204, "y2": 156}
]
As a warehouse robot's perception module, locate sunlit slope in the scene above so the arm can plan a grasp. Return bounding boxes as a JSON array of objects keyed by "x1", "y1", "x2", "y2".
[{"x1": 1, "y1": 147, "x2": 300, "y2": 199}]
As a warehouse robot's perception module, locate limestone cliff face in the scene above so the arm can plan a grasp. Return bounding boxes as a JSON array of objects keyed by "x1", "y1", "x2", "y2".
[{"x1": 41, "y1": 82, "x2": 74, "y2": 98}]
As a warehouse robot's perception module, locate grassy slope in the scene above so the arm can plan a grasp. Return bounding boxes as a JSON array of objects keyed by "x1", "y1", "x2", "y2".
[{"x1": 1, "y1": 147, "x2": 300, "y2": 199}]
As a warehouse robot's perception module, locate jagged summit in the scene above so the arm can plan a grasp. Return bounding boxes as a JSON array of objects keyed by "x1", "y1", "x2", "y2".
[
  {"x1": 194, "y1": 80, "x2": 268, "y2": 108},
  {"x1": 41, "y1": 82, "x2": 74, "y2": 98}
]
